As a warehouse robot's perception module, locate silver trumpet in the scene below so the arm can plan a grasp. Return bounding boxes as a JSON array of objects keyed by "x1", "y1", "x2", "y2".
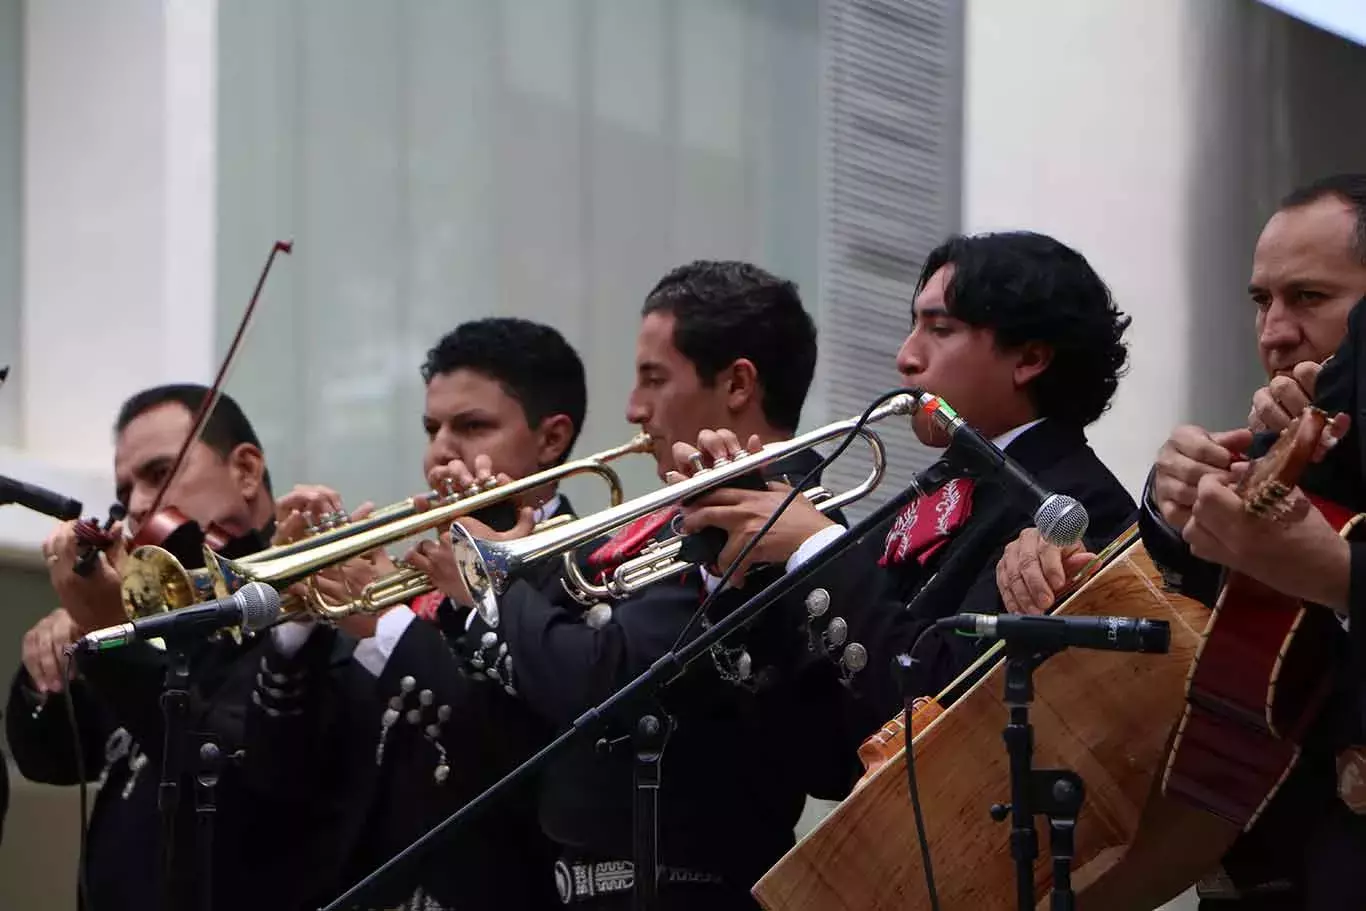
[{"x1": 449, "y1": 392, "x2": 933, "y2": 627}]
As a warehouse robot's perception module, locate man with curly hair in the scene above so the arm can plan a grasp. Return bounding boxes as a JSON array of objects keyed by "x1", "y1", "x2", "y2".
[{"x1": 673, "y1": 231, "x2": 1137, "y2": 730}]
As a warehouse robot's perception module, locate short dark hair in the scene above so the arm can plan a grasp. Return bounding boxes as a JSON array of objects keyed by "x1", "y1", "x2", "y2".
[
  {"x1": 917, "y1": 232, "x2": 1131, "y2": 428},
  {"x1": 642, "y1": 260, "x2": 816, "y2": 432},
  {"x1": 114, "y1": 384, "x2": 273, "y2": 495},
  {"x1": 421, "y1": 318, "x2": 587, "y2": 463},
  {"x1": 1279, "y1": 173, "x2": 1366, "y2": 264}
]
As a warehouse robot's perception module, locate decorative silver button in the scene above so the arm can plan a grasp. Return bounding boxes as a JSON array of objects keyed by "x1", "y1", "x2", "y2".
[
  {"x1": 826, "y1": 617, "x2": 848, "y2": 647},
  {"x1": 419, "y1": 689, "x2": 434, "y2": 706},
  {"x1": 388, "y1": 695, "x2": 403, "y2": 711},
  {"x1": 736, "y1": 651, "x2": 753, "y2": 680},
  {"x1": 503, "y1": 656, "x2": 514, "y2": 678},
  {"x1": 842, "y1": 642, "x2": 868, "y2": 673},
  {"x1": 405, "y1": 709, "x2": 422, "y2": 725},
  {"x1": 805, "y1": 588, "x2": 830, "y2": 618},
  {"x1": 399, "y1": 675, "x2": 416, "y2": 693},
  {"x1": 437, "y1": 705, "x2": 452, "y2": 722},
  {"x1": 382, "y1": 708, "x2": 400, "y2": 726},
  {"x1": 480, "y1": 631, "x2": 498, "y2": 650},
  {"x1": 425, "y1": 724, "x2": 441, "y2": 739},
  {"x1": 585, "y1": 603, "x2": 613, "y2": 629}
]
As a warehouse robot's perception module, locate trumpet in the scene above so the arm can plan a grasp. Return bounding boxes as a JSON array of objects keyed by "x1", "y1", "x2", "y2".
[
  {"x1": 118, "y1": 433, "x2": 653, "y2": 621},
  {"x1": 449, "y1": 392, "x2": 930, "y2": 627}
]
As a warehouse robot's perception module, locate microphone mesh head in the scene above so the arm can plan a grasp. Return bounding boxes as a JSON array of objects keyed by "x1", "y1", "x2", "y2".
[
  {"x1": 236, "y1": 581, "x2": 283, "y2": 632},
  {"x1": 1036, "y1": 494, "x2": 1089, "y2": 547}
]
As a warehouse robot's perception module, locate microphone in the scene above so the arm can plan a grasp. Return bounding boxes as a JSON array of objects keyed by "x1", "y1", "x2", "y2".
[
  {"x1": 0, "y1": 475, "x2": 83, "y2": 521},
  {"x1": 921, "y1": 398, "x2": 1089, "y2": 546},
  {"x1": 935, "y1": 613, "x2": 1170, "y2": 654},
  {"x1": 74, "y1": 581, "x2": 281, "y2": 653}
]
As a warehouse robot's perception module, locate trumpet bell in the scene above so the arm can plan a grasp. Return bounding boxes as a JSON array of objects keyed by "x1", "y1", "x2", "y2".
[
  {"x1": 447, "y1": 523, "x2": 519, "y2": 628},
  {"x1": 121, "y1": 545, "x2": 219, "y2": 619}
]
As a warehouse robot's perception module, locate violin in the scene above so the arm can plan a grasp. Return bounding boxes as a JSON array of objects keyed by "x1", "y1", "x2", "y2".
[{"x1": 69, "y1": 240, "x2": 293, "y2": 578}]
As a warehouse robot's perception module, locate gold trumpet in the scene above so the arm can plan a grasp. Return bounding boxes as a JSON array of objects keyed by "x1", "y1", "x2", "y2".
[
  {"x1": 118, "y1": 433, "x2": 653, "y2": 621},
  {"x1": 449, "y1": 393, "x2": 928, "y2": 628}
]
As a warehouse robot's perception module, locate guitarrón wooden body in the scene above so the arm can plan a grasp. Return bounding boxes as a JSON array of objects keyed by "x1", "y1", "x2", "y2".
[{"x1": 753, "y1": 531, "x2": 1209, "y2": 911}]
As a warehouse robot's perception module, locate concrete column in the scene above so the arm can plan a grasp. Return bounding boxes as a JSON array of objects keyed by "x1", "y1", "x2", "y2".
[{"x1": 2, "y1": 0, "x2": 217, "y2": 559}]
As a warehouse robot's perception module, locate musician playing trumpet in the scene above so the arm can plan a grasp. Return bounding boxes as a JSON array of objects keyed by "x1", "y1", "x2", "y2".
[
  {"x1": 422, "y1": 261, "x2": 853, "y2": 911},
  {"x1": 671, "y1": 232, "x2": 1136, "y2": 742},
  {"x1": 242, "y1": 317, "x2": 587, "y2": 911}
]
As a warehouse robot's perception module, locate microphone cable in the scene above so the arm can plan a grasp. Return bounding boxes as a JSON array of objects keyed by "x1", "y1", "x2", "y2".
[
  {"x1": 61, "y1": 655, "x2": 94, "y2": 911},
  {"x1": 669, "y1": 387, "x2": 918, "y2": 651}
]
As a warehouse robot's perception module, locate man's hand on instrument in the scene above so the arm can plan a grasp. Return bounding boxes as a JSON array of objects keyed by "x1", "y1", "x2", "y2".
[
  {"x1": 22, "y1": 607, "x2": 83, "y2": 695},
  {"x1": 1152, "y1": 425, "x2": 1254, "y2": 529},
  {"x1": 415, "y1": 455, "x2": 511, "y2": 510},
  {"x1": 42, "y1": 520, "x2": 126, "y2": 631},
  {"x1": 995, "y1": 528, "x2": 1096, "y2": 616},
  {"x1": 405, "y1": 509, "x2": 536, "y2": 609},
  {"x1": 1248, "y1": 361, "x2": 1322, "y2": 433},
  {"x1": 273, "y1": 484, "x2": 362, "y2": 545},
  {"x1": 290, "y1": 500, "x2": 382, "y2": 620},
  {"x1": 672, "y1": 433, "x2": 836, "y2": 587},
  {"x1": 1182, "y1": 470, "x2": 1350, "y2": 612}
]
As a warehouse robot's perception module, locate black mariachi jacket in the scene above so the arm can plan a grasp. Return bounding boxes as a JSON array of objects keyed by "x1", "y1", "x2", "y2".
[
  {"x1": 3, "y1": 525, "x2": 290, "y2": 911},
  {"x1": 241, "y1": 498, "x2": 579, "y2": 911},
  {"x1": 491, "y1": 449, "x2": 859, "y2": 896},
  {"x1": 790, "y1": 419, "x2": 1137, "y2": 742}
]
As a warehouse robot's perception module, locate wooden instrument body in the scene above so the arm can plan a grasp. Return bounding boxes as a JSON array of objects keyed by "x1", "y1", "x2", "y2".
[
  {"x1": 753, "y1": 531, "x2": 1209, "y2": 911},
  {"x1": 1162, "y1": 409, "x2": 1347, "y2": 828}
]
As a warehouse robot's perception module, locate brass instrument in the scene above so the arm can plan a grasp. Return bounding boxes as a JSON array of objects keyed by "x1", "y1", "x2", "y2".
[
  {"x1": 450, "y1": 393, "x2": 929, "y2": 627},
  {"x1": 118, "y1": 433, "x2": 653, "y2": 621}
]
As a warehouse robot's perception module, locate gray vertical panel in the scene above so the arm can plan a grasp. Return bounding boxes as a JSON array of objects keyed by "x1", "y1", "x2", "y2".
[
  {"x1": 0, "y1": 0, "x2": 20, "y2": 441},
  {"x1": 820, "y1": 0, "x2": 963, "y2": 520}
]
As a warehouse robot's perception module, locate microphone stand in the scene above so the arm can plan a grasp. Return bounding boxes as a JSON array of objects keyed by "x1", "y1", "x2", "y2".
[
  {"x1": 992, "y1": 644, "x2": 1084, "y2": 911},
  {"x1": 158, "y1": 648, "x2": 193, "y2": 911},
  {"x1": 321, "y1": 468, "x2": 942, "y2": 911}
]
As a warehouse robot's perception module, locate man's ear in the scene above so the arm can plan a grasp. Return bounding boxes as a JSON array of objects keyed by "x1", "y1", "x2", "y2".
[
  {"x1": 229, "y1": 443, "x2": 267, "y2": 501},
  {"x1": 722, "y1": 358, "x2": 760, "y2": 415},
  {"x1": 536, "y1": 414, "x2": 576, "y2": 467},
  {"x1": 1012, "y1": 342, "x2": 1054, "y2": 389}
]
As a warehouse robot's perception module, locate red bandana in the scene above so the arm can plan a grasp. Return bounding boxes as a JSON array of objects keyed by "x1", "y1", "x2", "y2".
[
  {"x1": 879, "y1": 478, "x2": 975, "y2": 567},
  {"x1": 410, "y1": 590, "x2": 445, "y2": 622},
  {"x1": 586, "y1": 507, "x2": 680, "y2": 581}
]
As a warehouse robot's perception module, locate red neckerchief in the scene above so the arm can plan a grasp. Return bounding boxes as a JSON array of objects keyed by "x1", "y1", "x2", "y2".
[
  {"x1": 879, "y1": 478, "x2": 976, "y2": 567},
  {"x1": 585, "y1": 507, "x2": 679, "y2": 582},
  {"x1": 411, "y1": 590, "x2": 445, "y2": 622}
]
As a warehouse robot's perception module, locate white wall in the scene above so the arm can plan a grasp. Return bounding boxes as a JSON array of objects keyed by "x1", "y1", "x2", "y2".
[
  {"x1": 963, "y1": 0, "x2": 1366, "y2": 497},
  {"x1": 0, "y1": 0, "x2": 217, "y2": 561},
  {"x1": 964, "y1": 0, "x2": 1204, "y2": 496}
]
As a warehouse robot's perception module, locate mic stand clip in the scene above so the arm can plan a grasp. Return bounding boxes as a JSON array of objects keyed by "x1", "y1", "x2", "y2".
[{"x1": 993, "y1": 644, "x2": 1083, "y2": 911}]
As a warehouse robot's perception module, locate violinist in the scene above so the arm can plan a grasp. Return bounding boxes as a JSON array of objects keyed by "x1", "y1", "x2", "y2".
[{"x1": 5, "y1": 383, "x2": 292, "y2": 911}]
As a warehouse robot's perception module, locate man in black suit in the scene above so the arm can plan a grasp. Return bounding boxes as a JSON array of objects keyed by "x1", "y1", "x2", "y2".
[
  {"x1": 244, "y1": 317, "x2": 590, "y2": 910},
  {"x1": 5, "y1": 385, "x2": 287, "y2": 911},
  {"x1": 673, "y1": 232, "x2": 1137, "y2": 736},
  {"x1": 423, "y1": 261, "x2": 853, "y2": 910}
]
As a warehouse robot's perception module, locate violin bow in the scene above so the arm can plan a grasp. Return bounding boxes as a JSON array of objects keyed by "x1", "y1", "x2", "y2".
[{"x1": 73, "y1": 240, "x2": 294, "y2": 573}]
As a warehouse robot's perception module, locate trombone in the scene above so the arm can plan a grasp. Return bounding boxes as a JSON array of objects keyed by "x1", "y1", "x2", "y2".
[
  {"x1": 118, "y1": 433, "x2": 654, "y2": 621},
  {"x1": 449, "y1": 392, "x2": 928, "y2": 627}
]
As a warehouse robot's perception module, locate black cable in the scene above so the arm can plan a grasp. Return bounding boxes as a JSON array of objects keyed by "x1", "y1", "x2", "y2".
[
  {"x1": 62, "y1": 657, "x2": 93, "y2": 911},
  {"x1": 897, "y1": 624, "x2": 943, "y2": 911},
  {"x1": 669, "y1": 388, "x2": 918, "y2": 652}
]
